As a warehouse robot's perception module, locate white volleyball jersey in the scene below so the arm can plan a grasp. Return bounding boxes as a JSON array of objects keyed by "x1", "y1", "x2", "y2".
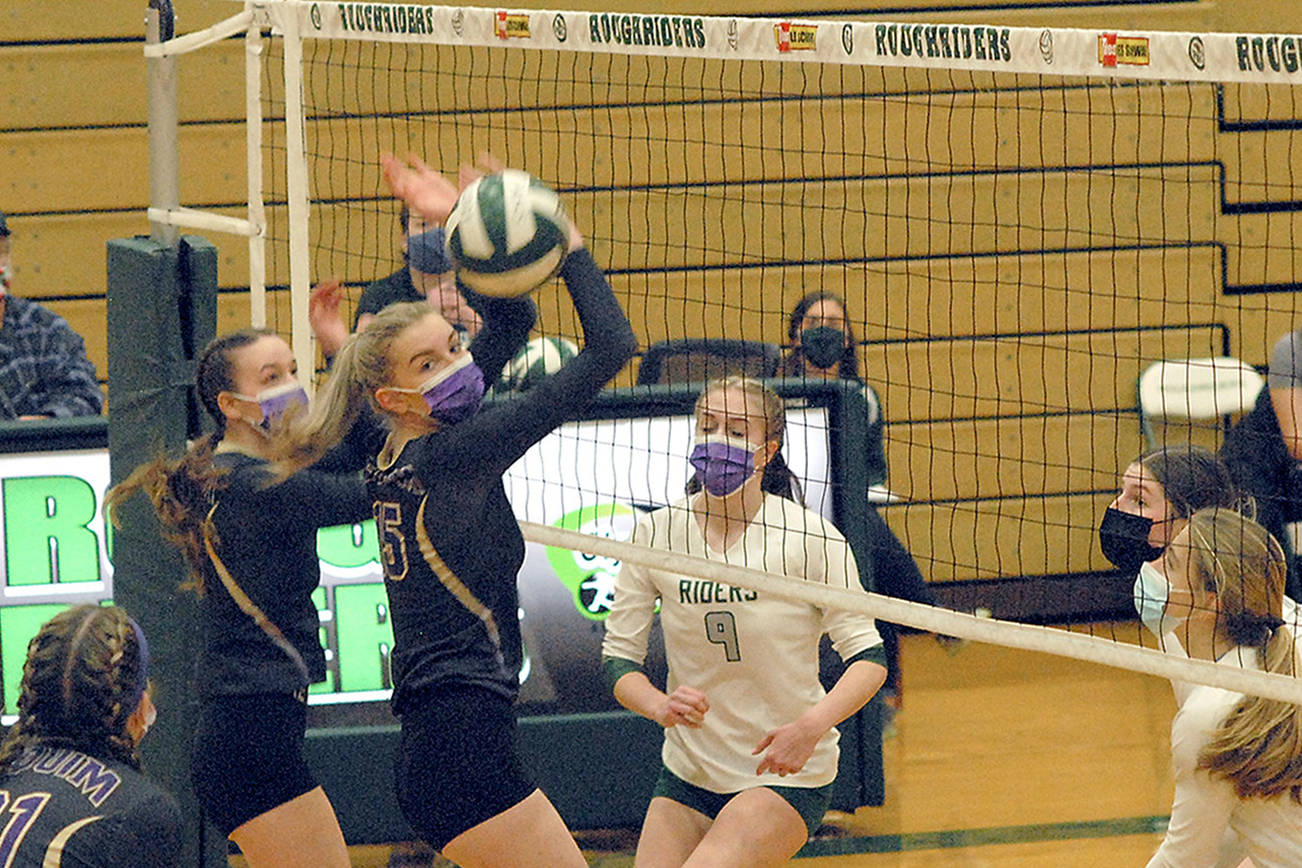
[{"x1": 602, "y1": 493, "x2": 883, "y2": 793}]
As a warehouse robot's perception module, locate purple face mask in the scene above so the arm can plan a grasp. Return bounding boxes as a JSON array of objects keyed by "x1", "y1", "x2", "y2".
[
  {"x1": 689, "y1": 434, "x2": 757, "y2": 497},
  {"x1": 412, "y1": 353, "x2": 484, "y2": 426},
  {"x1": 234, "y1": 381, "x2": 308, "y2": 433}
]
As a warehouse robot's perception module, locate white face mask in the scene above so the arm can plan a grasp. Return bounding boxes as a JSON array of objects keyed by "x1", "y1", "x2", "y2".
[{"x1": 1133, "y1": 560, "x2": 1187, "y2": 638}]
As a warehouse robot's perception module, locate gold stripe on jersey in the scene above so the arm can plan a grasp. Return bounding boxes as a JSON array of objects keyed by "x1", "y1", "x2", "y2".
[
  {"x1": 414, "y1": 495, "x2": 503, "y2": 652},
  {"x1": 42, "y1": 815, "x2": 102, "y2": 868}
]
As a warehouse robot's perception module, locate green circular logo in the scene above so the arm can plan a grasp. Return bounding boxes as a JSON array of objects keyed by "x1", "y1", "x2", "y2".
[{"x1": 546, "y1": 503, "x2": 637, "y2": 620}]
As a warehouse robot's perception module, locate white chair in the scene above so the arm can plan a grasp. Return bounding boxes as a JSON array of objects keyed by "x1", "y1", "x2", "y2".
[{"x1": 1137, "y1": 357, "x2": 1265, "y2": 449}]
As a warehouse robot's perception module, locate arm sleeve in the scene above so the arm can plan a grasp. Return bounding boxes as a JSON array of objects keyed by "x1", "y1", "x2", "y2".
[
  {"x1": 1146, "y1": 698, "x2": 1240, "y2": 868},
  {"x1": 312, "y1": 408, "x2": 387, "y2": 475},
  {"x1": 600, "y1": 516, "x2": 660, "y2": 669},
  {"x1": 251, "y1": 466, "x2": 373, "y2": 529},
  {"x1": 814, "y1": 520, "x2": 884, "y2": 661},
  {"x1": 460, "y1": 284, "x2": 538, "y2": 387},
  {"x1": 414, "y1": 248, "x2": 637, "y2": 477},
  {"x1": 33, "y1": 316, "x2": 102, "y2": 418}
]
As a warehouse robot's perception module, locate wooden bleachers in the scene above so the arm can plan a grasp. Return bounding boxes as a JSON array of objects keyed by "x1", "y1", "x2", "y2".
[{"x1": 6, "y1": 1, "x2": 1302, "y2": 603}]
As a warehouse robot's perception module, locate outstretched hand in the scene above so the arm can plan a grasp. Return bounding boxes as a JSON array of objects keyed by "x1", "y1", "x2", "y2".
[
  {"x1": 381, "y1": 153, "x2": 460, "y2": 225},
  {"x1": 308, "y1": 278, "x2": 349, "y2": 358}
]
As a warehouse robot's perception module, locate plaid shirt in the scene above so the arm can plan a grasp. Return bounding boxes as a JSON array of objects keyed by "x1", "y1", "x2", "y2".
[{"x1": 0, "y1": 295, "x2": 101, "y2": 418}]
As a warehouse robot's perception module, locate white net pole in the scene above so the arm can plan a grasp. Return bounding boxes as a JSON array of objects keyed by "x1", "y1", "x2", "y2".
[
  {"x1": 245, "y1": 10, "x2": 267, "y2": 328},
  {"x1": 274, "y1": 4, "x2": 315, "y2": 390}
]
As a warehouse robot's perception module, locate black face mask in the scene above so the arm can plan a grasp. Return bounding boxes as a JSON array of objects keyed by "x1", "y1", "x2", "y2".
[
  {"x1": 800, "y1": 326, "x2": 846, "y2": 370},
  {"x1": 1098, "y1": 507, "x2": 1164, "y2": 573}
]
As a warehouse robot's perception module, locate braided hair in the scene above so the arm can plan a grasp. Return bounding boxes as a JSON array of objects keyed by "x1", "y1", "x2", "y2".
[
  {"x1": 0, "y1": 605, "x2": 148, "y2": 775},
  {"x1": 105, "y1": 328, "x2": 274, "y2": 594}
]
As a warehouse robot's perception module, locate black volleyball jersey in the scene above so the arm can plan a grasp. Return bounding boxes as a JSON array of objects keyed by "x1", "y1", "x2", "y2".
[
  {"x1": 366, "y1": 249, "x2": 637, "y2": 715},
  {"x1": 0, "y1": 745, "x2": 181, "y2": 868},
  {"x1": 198, "y1": 451, "x2": 372, "y2": 697}
]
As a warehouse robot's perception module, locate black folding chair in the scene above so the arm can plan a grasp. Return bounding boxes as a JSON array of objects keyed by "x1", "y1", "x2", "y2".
[{"x1": 635, "y1": 339, "x2": 782, "y2": 385}]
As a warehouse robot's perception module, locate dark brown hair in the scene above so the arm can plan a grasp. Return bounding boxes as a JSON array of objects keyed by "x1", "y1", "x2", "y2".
[
  {"x1": 0, "y1": 605, "x2": 147, "y2": 774},
  {"x1": 1138, "y1": 444, "x2": 1252, "y2": 520},
  {"x1": 780, "y1": 291, "x2": 860, "y2": 379}
]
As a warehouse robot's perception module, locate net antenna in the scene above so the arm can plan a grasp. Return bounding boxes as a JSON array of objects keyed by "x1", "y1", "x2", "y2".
[{"x1": 244, "y1": 2, "x2": 1302, "y2": 702}]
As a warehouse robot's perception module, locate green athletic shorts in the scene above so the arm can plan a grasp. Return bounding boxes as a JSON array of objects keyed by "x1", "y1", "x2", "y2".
[{"x1": 651, "y1": 765, "x2": 833, "y2": 836}]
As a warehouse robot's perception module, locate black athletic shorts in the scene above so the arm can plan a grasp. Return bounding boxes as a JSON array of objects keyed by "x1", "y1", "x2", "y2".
[
  {"x1": 394, "y1": 683, "x2": 537, "y2": 851},
  {"x1": 191, "y1": 690, "x2": 318, "y2": 836}
]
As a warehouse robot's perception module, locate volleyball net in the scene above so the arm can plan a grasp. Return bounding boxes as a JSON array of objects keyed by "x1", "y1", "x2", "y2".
[{"x1": 150, "y1": 2, "x2": 1302, "y2": 706}]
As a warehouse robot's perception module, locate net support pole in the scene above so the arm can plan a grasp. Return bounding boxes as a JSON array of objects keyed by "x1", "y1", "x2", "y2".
[
  {"x1": 246, "y1": 8, "x2": 267, "y2": 327},
  {"x1": 107, "y1": 231, "x2": 223, "y2": 865},
  {"x1": 279, "y1": 6, "x2": 315, "y2": 391},
  {"x1": 146, "y1": 1, "x2": 179, "y2": 248}
]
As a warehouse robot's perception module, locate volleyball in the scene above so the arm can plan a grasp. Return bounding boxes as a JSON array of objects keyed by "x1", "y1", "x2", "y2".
[
  {"x1": 496, "y1": 336, "x2": 580, "y2": 394},
  {"x1": 444, "y1": 169, "x2": 570, "y2": 297}
]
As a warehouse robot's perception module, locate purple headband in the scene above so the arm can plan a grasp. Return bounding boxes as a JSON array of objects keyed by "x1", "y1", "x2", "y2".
[{"x1": 126, "y1": 617, "x2": 150, "y2": 710}]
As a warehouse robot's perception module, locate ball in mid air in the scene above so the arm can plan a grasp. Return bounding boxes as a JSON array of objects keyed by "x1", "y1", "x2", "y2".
[{"x1": 445, "y1": 169, "x2": 570, "y2": 297}]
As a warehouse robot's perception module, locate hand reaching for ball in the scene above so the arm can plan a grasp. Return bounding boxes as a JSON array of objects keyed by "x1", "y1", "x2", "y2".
[{"x1": 380, "y1": 153, "x2": 460, "y2": 224}]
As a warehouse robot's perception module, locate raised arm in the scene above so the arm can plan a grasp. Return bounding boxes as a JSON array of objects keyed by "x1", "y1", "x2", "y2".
[{"x1": 415, "y1": 244, "x2": 637, "y2": 477}]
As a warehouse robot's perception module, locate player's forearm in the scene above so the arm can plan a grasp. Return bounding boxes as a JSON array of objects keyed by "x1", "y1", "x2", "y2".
[
  {"x1": 799, "y1": 660, "x2": 887, "y2": 734},
  {"x1": 612, "y1": 669, "x2": 667, "y2": 722}
]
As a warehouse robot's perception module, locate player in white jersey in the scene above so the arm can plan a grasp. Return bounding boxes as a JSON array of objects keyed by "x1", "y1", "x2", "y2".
[
  {"x1": 603, "y1": 377, "x2": 887, "y2": 868},
  {"x1": 1145, "y1": 508, "x2": 1302, "y2": 868}
]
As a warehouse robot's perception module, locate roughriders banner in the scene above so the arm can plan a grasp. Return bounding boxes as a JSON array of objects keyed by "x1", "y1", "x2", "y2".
[{"x1": 251, "y1": 0, "x2": 1302, "y2": 84}]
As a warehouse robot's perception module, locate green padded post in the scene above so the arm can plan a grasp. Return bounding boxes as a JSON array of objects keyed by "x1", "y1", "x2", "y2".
[{"x1": 106, "y1": 235, "x2": 223, "y2": 866}]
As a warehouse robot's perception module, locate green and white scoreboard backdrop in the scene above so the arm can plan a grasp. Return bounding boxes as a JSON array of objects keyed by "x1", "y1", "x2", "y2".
[{"x1": 0, "y1": 410, "x2": 833, "y2": 723}]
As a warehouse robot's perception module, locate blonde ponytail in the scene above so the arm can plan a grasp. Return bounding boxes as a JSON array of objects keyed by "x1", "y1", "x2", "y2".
[
  {"x1": 1186, "y1": 509, "x2": 1302, "y2": 802},
  {"x1": 268, "y1": 301, "x2": 435, "y2": 480}
]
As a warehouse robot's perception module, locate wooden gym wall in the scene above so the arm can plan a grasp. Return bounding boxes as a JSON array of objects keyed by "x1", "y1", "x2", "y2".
[{"x1": 4, "y1": 0, "x2": 1301, "y2": 593}]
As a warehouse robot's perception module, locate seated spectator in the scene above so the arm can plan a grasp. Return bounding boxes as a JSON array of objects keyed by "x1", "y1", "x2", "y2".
[
  {"x1": 781, "y1": 291, "x2": 955, "y2": 710},
  {"x1": 1221, "y1": 328, "x2": 1302, "y2": 600},
  {"x1": 0, "y1": 210, "x2": 102, "y2": 418},
  {"x1": 0, "y1": 604, "x2": 181, "y2": 867}
]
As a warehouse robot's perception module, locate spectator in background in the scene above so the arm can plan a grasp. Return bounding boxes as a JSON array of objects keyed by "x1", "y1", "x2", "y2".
[
  {"x1": 354, "y1": 206, "x2": 481, "y2": 338},
  {"x1": 310, "y1": 213, "x2": 578, "y2": 396},
  {"x1": 0, "y1": 210, "x2": 102, "y2": 419},
  {"x1": 782, "y1": 291, "x2": 953, "y2": 709},
  {"x1": 1221, "y1": 328, "x2": 1302, "y2": 601},
  {"x1": 311, "y1": 209, "x2": 480, "y2": 359}
]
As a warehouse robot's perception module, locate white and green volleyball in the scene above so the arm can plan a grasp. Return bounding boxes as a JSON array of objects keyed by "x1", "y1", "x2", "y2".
[
  {"x1": 444, "y1": 169, "x2": 570, "y2": 297},
  {"x1": 496, "y1": 336, "x2": 580, "y2": 393}
]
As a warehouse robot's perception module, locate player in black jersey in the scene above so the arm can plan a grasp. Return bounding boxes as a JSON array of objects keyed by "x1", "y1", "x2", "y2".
[
  {"x1": 107, "y1": 330, "x2": 371, "y2": 867},
  {"x1": 273, "y1": 155, "x2": 637, "y2": 867},
  {"x1": 0, "y1": 604, "x2": 180, "y2": 868}
]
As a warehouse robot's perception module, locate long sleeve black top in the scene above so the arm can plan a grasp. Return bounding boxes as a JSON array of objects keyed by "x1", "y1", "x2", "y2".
[
  {"x1": 197, "y1": 452, "x2": 372, "y2": 697},
  {"x1": 365, "y1": 248, "x2": 637, "y2": 715}
]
